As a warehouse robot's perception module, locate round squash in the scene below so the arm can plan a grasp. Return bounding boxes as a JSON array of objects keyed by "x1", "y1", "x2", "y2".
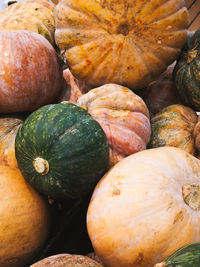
[
  {"x1": 0, "y1": 117, "x2": 23, "y2": 168},
  {"x1": 76, "y1": 83, "x2": 151, "y2": 166},
  {"x1": 15, "y1": 102, "x2": 109, "y2": 200},
  {"x1": 55, "y1": 0, "x2": 188, "y2": 90},
  {"x1": 173, "y1": 28, "x2": 200, "y2": 110},
  {"x1": 148, "y1": 104, "x2": 198, "y2": 155},
  {"x1": 30, "y1": 253, "x2": 103, "y2": 267},
  {"x1": 0, "y1": 165, "x2": 50, "y2": 267},
  {"x1": 0, "y1": 30, "x2": 64, "y2": 113},
  {"x1": 0, "y1": 0, "x2": 56, "y2": 46},
  {"x1": 87, "y1": 146, "x2": 200, "y2": 267}
]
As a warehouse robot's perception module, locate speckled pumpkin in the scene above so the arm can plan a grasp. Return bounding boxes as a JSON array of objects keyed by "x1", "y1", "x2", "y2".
[
  {"x1": 76, "y1": 83, "x2": 151, "y2": 166},
  {"x1": 55, "y1": 0, "x2": 188, "y2": 90},
  {"x1": 148, "y1": 104, "x2": 198, "y2": 155}
]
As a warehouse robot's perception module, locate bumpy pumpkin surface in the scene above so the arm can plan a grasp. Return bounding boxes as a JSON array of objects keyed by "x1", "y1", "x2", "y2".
[
  {"x1": 0, "y1": 0, "x2": 56, "y2": 46},
  {"x1": 87, "y1": 147, "x2": 200, "y2": 267},
  {"x1": 148, "y1": 104, "x2": 198, "y2": 155},
  {"x1": 77, "y1": 83, "x2": 151, "y2": 166},
  {"x1": 55, "y1": 0, "x2": 188, "y2": 90},
  {"x1": 173, "y1": 28, "x2": 200, "y2": 110}
]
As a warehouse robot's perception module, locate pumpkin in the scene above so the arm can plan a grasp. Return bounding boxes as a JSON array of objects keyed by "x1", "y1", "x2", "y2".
[
  {"x1": 148, "y1": 104, "x2": 198, "y2": 155},
  {"x1": 54, "y1": 0, "x2": 188, "y2": 90},
  {"x1": 87, "y1": 146, "x2": 200, "y2": 267},
  {"x1": 15, "y1": 102, "x2": 109, "y2": 200},
  {"x1": 0, "y1": 0, "x2": 56, "y2": 46},
  {"x1": 141, "y1": 63, "x2": 182, "y2": 117},
  {"x1": 0, "y1": 165, "x2": 50, "y2": 267},
  {"x1": 30, "y1": 253, "x2": 103, "y2": 267},
  {"x1": 173, "y1": 28, "x2": 200, "y2": 110},
  {"x1": 0, "y1": 30, "x2": 64, "y2": 113},
  {"x1": 0, "y1": 117, "x2": 23, "y2": 168},
  {"x1": 154, "y1": 242, "x2": 200, "y2": 267},
  {"x1": 76, "y1": 83, "x2": 151, "y2": 166}
]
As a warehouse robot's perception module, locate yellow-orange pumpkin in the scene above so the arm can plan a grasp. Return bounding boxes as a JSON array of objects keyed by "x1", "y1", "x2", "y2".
[
  {"x1": 55, "y1": 0, "x2": 188, "y2": 90},
  {"x1": 87, "y1": 147, "x2": 200, "y2": 267}
]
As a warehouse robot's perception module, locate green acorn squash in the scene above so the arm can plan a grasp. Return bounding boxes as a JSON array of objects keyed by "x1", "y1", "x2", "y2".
[
  {"x1": 15, "y1": 102, "x2": 109, "y2": 200},
  {"x1": 173, "y1": 28, "x2": 200, "y2": 110},
  {"x1": 154, "y1": 242, "x2": 200, "y2": 267}
]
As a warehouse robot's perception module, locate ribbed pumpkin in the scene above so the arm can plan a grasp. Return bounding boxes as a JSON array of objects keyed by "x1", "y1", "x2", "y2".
[
  {"x1": 0, "y1": 30, "x2": 64, "y2": 113},
  {"x1": 173, "y1": 28, "x2": 200, "y2": 110},
  {"x1": 148, "y1": 104, "x2": 198, "y2": 155},
  {"x1": 76, "y1": 83, "x2": 151, "y2": 166},
  {"x1": 55, "y1": 0, "x2": 188, "y2": 90},
  {"x1": 0, "y1": 0, "x2": 56, "y2": 46},
  {"x1": 0, "y1": 117, "x2": 23, "y2": 168},
  {"x1": 0, "y1": 165, "x2": 50, "y2": 267},
  {"x1": 15, "y1": 102, "x2": 109, "y2": 200},
  {"x1": 87, "y1": 147, "x2": 200, "y2": 267}
]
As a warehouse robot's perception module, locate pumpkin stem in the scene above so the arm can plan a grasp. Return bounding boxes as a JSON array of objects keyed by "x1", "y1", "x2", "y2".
[
  {"x1": 154, "y1": 262, "x2": 166, "y2": 267},
  {"x1": 33, "y1": 157, "x2": 49, "y2": 175},
  {"x1": 182, "y1": 184, "x2": 200, "y2": 210},
  {"x1": 186, "y1": 49, "x2": 197, "y2": 63}
]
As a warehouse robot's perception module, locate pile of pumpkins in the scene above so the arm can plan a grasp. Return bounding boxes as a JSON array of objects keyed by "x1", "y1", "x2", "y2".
[{"x1": 0, "y1": 0, "x2": 200, "y2": 266}]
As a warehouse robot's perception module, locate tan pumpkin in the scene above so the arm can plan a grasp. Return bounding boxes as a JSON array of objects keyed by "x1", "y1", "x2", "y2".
[
  {"x1": 0, "y1": 30, "x2": 64, "y2": 113},
  {"x1": 0, "y1": 165, "x2": 50, "y2": 267},
  {"x1": 87, "y1": 146, "x2": 200, "y2": 267},
  {"x1": 75, "y1": 83, "x2": 151, "y2": 167},
  {"x1": 0, "y1": 0, "x2": 56, "y2": 46},
  {"x1": 0, "y1": 117, "x2": 23, "y2": 168},
  {"x1": 55, "y1": 0, "x2": 188, "y2": 90}
]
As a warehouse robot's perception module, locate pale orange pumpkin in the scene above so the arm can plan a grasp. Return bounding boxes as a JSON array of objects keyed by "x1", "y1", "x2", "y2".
[
  {"x1": 87, "y1": 147, "x2": 200, "y2": 267},
  {"x1": 0, "y1": 165, "x2": 50, "y2": 267},
  {"x1": 0, "y1": 30, "x2": 64, "y2": 113},
  {"x1": 55, "y1": 0, "x2": 188, "y2": 90}
]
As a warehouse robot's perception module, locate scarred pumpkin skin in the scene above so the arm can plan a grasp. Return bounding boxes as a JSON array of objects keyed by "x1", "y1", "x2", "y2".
[
  {"x1": 0, "y1": 117, "x2": 23, "y2": 168},
  {"x1": 0, "y1": 30, "x2": 64, "y2": 113},
  {"x1": 87, "y1": 147, "x2": 200, "y2": 267},
  {"x1": 148, "y1": 104, "x2": 198, "y2": 155},
  {"x1": 0, "y1": 0, "x2": 56, "y2": 46},
  {"x1": 77, "y1": 83, "x2": 151, "y2": 166},
  {"x1": 55, "y1": 0, "x2": 188, "y2": 90}
]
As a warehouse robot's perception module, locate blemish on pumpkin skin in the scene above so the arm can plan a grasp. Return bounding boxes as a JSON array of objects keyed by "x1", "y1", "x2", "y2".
[
  {"x1": 112, "y1": 188, "x2": 120, "y2": 196},
  {"x1": 134, "y1": 253, "x2": 145, "y2": 264},
  {"x1": 173, "y1": 210, "x2": 184, "y2": 224}
]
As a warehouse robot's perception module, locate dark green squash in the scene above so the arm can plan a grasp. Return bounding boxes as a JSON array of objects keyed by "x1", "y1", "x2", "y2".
[
  {"x1": 173, "y1": 28, "x2": 200, "y2": 110},
  {"x1": 15, "y1": 102, "x2": 109, "y2": 200},
  {"x1": 148, "y1": 104, "x2": 198, "y2": 155},
  {"x1": 154, "y1": 242, "x2": 200, "y2": 267}
]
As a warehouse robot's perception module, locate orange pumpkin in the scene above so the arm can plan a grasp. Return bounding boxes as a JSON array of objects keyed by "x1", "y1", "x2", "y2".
[
  {"x1": 0, "y1": 165, "x2": 50, "y2": 267},
  {"x1": 55, "y1": 0, "x2": 188, "y2": 90},
  {"x1": 0, "y1": 30, "x2": 64, "y2": 113},
  {"x1": 87, "y1": 147, "x2": 200, "y2": 267}
]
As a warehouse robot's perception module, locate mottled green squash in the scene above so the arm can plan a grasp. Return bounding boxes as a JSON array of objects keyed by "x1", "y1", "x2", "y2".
[
  {"x1": 154, "y1": 242, "x2": 200, "y2": 267},
  {"x1": 15, "y1": 102, "x2": 109, "y2": 200}
]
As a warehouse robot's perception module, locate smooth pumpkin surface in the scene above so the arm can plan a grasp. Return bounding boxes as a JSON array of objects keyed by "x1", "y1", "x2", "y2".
[
  {"x1": 0, "y1": 30, "x2": 64, "y2": 113},
  {"x1": 0, "y1": 165, "x2": 50, "y2": 267},
  {"x1": 0, "y1": 0, "x2": 56, "y2": 46},
  {"x1": 87, "y1": 147, "x2": 200, "y2": 267},
  {"x1": 77, "y1": 83, "x2": 151, "y2": 166},
  {"x1": 55, "y1": 0, "x2": 188, "y2": 90},
  {"x1": 15, "y1": 102, "x2": 109, "y2": 200},
  {"x1": 148, "y1": 104, "x2": 198, "y2": 155},
  {"x1": 0, "y1": 117, "x2": 23, "y2": 168}
]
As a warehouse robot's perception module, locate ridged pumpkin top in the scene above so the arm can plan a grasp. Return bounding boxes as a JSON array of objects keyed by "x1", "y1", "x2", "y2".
[{"x1": 55, "y1": 0, "x2": 188, "y2": 89}]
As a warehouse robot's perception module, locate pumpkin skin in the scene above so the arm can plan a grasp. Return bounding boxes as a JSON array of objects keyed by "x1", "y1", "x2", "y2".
[
  {"x1": 54, "y1": 0, "x2": 188, "y2": 90},
  {"x1": 76, "y1": 83, "x2": 151, "y2": 166},
  {"x1": 30, "y1": 253, "x2": 103, "y2": 267},
  {"x1": 173, "y1": 28, "x2": 200, "y2": 110},
  {"x1": 0, "y1": 165, "x2": 50, "y2": 267},
  {"x1": 0, "y1": 0, "x2": 56, "y2": 46},
  {"x1": 15, "y1": 102, "x2": 109, "y2": 200},
  {"x1": 0, "y1": 117, "x2": 23, "y2": 168},
  {"x1": 0, "y1": 30, "x2": 64, "y2": 113},
  {"x1": 148, "y1": 104, "x2": 198, "y2": 155},
  {"x1": 87, "y1": 147, "x2": 200, "y2": 267}
]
